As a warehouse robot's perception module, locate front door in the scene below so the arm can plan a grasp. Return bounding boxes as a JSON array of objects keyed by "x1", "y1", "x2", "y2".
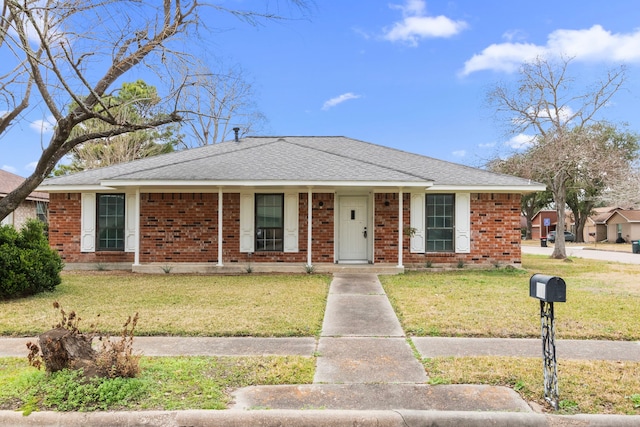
[{"x1": 338, "y1": 196, "x2": 369, "y2": 262}]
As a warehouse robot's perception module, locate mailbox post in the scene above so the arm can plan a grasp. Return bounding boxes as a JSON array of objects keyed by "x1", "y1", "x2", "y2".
[{"x1": 529, "y1": 274, "x2": 566, "y2": 410}]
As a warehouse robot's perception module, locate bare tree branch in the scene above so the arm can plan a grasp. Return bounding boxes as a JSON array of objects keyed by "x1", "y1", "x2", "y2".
[
  {"x1": 486, "y1": 56, "x2": 630, "y2": 258},
  {"x1": 0, "y1": 0, "x2": 311, "y2": 220}
]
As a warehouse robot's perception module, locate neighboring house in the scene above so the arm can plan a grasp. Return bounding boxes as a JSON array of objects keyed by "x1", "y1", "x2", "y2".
[
  {"x1": 583, "y1": 207, "x2": 617, "y2": 243},
  {"x1": 0, "y1": 170, "x2": 49, "y2": 229},
  {"x1": 601, "y1": 209, "x2": 640, "y2": 243},
  {"x1": 530, "y1": 210, "x2": 558, "y2": 240},
  {"x1": 38, "y1": 136, "x2": 545, "y2": 272},
  {"x1": 531, "y1": 209, "x2": 581, "y2": 240}
]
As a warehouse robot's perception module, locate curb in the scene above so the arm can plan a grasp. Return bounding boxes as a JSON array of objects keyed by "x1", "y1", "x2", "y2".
[{"x1": 2, "y1": 409, "x2": 640, "y2": 427}]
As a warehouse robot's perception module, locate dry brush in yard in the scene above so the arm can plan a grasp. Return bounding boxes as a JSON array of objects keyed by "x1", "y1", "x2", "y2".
[{"x1": 27, "y1": 302, "x2": 140, "y2": 379}]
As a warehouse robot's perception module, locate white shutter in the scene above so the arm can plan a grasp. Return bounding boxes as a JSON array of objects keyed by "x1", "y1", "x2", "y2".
[
  {"x1": 125, "y1": 193, "x2": 137, "y2": 252},
  {"x1": 80, "y1": 193, "x2": 96, "y2": 252},
  {"x1": 239, "y1": 193, "x2": 255, "y2": 253},
  {"x1": 283, "y1": 193, "x2": 299, "y2": 252},
  {"x1": 410, "y1": 193, "x2": 425, "y2": 253},
  {"x1": 455, "y1": 193, "x2": 471, "y2": 253}
]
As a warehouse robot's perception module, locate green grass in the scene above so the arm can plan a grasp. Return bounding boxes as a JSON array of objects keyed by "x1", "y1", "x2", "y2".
[
  {"x1": 381, "y1": 255, "x2": 640, "y2": 340},
  {"x1": 0, "y1": 355, "x2": 315, "y2": 412},
  {"x1": 424, "y1": 356, "x2": 640, "y2": 415},
  {"x1": 0, "y1": 273, "x2": 331, "y2": 337},
  {"x1": 3, "y1": 258, "x2": 640, "y2": 415}
]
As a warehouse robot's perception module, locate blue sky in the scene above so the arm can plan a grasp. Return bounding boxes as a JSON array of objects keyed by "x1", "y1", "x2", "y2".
[{"x1": 2, "y1": 0, "x2": 640, "y2": 176}]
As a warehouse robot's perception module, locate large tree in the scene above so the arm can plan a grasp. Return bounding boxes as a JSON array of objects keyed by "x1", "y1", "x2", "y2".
[
  {"x1": 564, "y1": 124, "x2": 639, "y2": 242},
  {"x1": 0, "y1": 0, "x2": 308, "y2": 221},
  {"x1": 487, "y1": 56, "x2": 629, "y2": 258},
  {"x1": 178, "y1": 61, "x2": 267, "y2": 147},
  {"x1": 54, "y1": 80, "x2": 181, "y2": 174}
]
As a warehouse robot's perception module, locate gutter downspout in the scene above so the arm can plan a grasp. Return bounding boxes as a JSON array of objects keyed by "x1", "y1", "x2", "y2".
[
  {"x1": 307, "y1": 188, "x2": 313, "y2": 267},
  {"x1": 397, "y1": 188, "x2": 404, "y2": 268},
  {"x1": 134, "y1": 188, "x2": 140, "y2": 266},
  {"x1": 217, "y1": 188, "x2": 223, "y2": 266}
]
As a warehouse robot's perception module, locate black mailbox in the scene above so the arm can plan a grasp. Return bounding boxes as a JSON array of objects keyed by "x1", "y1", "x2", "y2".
[{"x1": 530, "y1": 274, "x2": 566, "y2": 302}]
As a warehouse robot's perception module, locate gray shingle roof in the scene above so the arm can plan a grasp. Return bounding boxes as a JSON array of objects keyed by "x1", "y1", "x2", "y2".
[{"x1": 40, "y1": 136, "x2": 542, "y2": 190}]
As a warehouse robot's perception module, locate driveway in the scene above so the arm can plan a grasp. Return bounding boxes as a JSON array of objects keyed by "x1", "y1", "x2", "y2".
[{"x1": 522, "y1": 244, "x2": 640, "y2": 264}]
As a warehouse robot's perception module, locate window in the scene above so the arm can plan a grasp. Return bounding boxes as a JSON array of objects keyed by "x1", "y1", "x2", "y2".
[
  {"x1": 97, "y1": 194, "x2": 125, "y2": 251},
  {"x1": 255, "y1": 194, "x2": 283, "y2": 251},
  {"x1": 426, "y1": 194, "x2": 454, "y2": 252},
  {"x1": 36, "y1": 201, "x2": 48, "y2": 223}
]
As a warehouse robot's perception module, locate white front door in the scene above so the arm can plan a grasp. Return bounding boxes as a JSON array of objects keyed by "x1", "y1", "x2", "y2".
[{"x1": 338, "y1": 196, "x2": 369, "y2": 262}]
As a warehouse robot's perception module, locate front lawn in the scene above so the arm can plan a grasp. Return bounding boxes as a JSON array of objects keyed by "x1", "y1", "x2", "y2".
[
  {"x1": 0, "y1": 272, "x2": 331, "y2": 337},
  {"x1": 381, "y1": 255, "x2": 640, "y2": 340}
]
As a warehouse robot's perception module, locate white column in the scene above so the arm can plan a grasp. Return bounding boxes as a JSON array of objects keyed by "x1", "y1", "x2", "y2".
[
  {"x1": 307, "y1": 189, "x2": 313, "y2": 266},
  {"x1": 397, "y1": 189, "x2": 404, "y2": 268},
  {"x1": 217, "y1": 188, "x2": 223, "y2": 266},
  {"x1": 134, "y1": 188, "x2": 140, "y2": 265}
]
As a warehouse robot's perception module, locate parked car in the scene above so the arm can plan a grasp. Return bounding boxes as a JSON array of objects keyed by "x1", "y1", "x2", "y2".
[{"x1": 546, "y1": 231, "x2": 576, "y2": 243}]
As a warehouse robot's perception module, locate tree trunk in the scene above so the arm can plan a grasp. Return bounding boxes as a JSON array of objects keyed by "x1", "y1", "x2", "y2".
[
  {"x1": 38, "y1": 328, "x2": 100, "y2": 378},
  {"x1": 551, "y1": 175, "x2": 568, "y2": 259}
]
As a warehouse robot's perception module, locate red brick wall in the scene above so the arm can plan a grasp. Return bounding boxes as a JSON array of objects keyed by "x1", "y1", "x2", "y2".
[
  {"x1": 311, "y1": 193, "x2": 335, "y2": 263},
  {"x1": 468, "y1": 193, "x2": 522, "y2": 265},
  {"x1": 140, "y1": 193, "x2": 218, "y2": 263},
  {"x1": 374, "y1": 193, "x2": 401, "y2": 263},
  {"x1": 394, "y1": 192, "x2": 522, "y2": 267},
  {"x1": 50, "y1": 191, "x2": 520, "y2": 267},
  {"x1": 48, "y1": 193, "x2": 133, "y2": 263}
]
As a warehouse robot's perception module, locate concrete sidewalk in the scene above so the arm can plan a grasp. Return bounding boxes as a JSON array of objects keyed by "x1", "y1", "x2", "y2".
[{"x1": 2, "y1": 272, "x2": 640, "y2": 426}]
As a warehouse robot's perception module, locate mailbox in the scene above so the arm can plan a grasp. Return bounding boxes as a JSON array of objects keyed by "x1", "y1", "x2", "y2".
[{"x1": 529, "y1": 274, "x2": 566, "y2": 302}]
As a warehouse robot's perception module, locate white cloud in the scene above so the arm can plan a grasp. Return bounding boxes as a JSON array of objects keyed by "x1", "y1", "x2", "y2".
[
  {"x1": 461, "y1": 25, "x2": 640, "y2": 76},
  {"x1": 25, "y1": 161, "x2": 38, "y2": 172},
  {"x1": 322, "y1": 93, "x2": 361, "y2": 110},
  {"x1": 505, "y1": 133, "x2": 536, "y2": 150},
  {"x1": 383, "y1": 0, "x2": 468, "y2": 46},
  {"x1": 452, "y1": 149, "x2": 466, "y2": 157},
  {"x1": 1, "y1": 165, "x2": 18, "y2": 173},
  {"x1": 478, "y1": 142, "x2": 496, "y2": 149},
  {"x1": 30, "y1": 115, "x2": 56, "y2": 134}
]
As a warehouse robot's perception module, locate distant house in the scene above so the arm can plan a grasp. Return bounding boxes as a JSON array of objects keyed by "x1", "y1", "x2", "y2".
[
  {"x1": 582, "y1": 207, "x2": 617, "y2": 243},
  {"x1": 530, "y1": 209, "x2": 560, "y2": 240},
  {"x1": 601, "y1": 209, "x2": 640, "y2": 243},
  {"x1": 0, "y1": 170, "x2": 49, "y2": 228},
  {"x1": 38, "y1": 136, "x2": 545, "y2": 272}
]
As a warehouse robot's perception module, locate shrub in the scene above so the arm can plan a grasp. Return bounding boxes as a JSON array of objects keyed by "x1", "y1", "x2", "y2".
[{"x1": 0, "y1": 219, "x2": 64, "y2": 299}]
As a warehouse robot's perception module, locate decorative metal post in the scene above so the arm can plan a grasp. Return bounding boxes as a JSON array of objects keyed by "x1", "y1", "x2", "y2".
[
  {"x1": 540, "y1": 300, "x2": 559, "y2": 410},
  {"x1": 529, "y1": 274, "x2": 566, "y2": 411}
]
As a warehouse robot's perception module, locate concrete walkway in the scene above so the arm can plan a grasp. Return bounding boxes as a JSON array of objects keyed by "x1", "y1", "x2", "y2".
[{"x1": 230, "y1": 273, "x2": 529, "y2": 413}]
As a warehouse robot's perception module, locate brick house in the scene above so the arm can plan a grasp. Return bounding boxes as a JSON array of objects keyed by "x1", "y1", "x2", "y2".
[
  {"x1": 0, "y1": 170, "x2": 49, "y2": 229},
  {"x1": 38, "y1": 136, "x2": 545, "y2": 273}
]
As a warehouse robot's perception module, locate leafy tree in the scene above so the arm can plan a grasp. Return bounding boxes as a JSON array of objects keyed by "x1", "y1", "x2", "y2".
[
  {"x1": 0, "y1": 0, "x2": 309, "y2": 220},
  {"x1": 54, "y1": 80, "x2": 180, "y2": 175},
  {"x1": 565, "y1": 124, "x2": 639, "y2": 242},
  {"x1": 487, "y1": 56, "x2": 629, "y2": 258}
]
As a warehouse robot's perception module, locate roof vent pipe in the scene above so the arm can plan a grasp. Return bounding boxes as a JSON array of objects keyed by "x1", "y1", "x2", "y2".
[{"x1": 233, "y1": 127, "x2": 240, "y2": 142}]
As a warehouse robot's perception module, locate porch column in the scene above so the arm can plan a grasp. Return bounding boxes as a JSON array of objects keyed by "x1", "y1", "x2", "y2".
[
  {"x1": 397, "y1": 188, "x2": 404, "y2": 268},
  {"x1": 307, "y1": 188, "x2": 313, "y2": 266},
  {"x1": 217, "y1": 188, "x2": 223, "y2": 266},
  {"x1": 134, "y1": 188, "x2": 140, "y2": 266}
]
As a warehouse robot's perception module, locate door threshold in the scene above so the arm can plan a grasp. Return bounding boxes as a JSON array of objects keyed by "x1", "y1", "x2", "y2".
[{"x1": 336, "y1": 260, "x2": 370, "y2": 265}]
